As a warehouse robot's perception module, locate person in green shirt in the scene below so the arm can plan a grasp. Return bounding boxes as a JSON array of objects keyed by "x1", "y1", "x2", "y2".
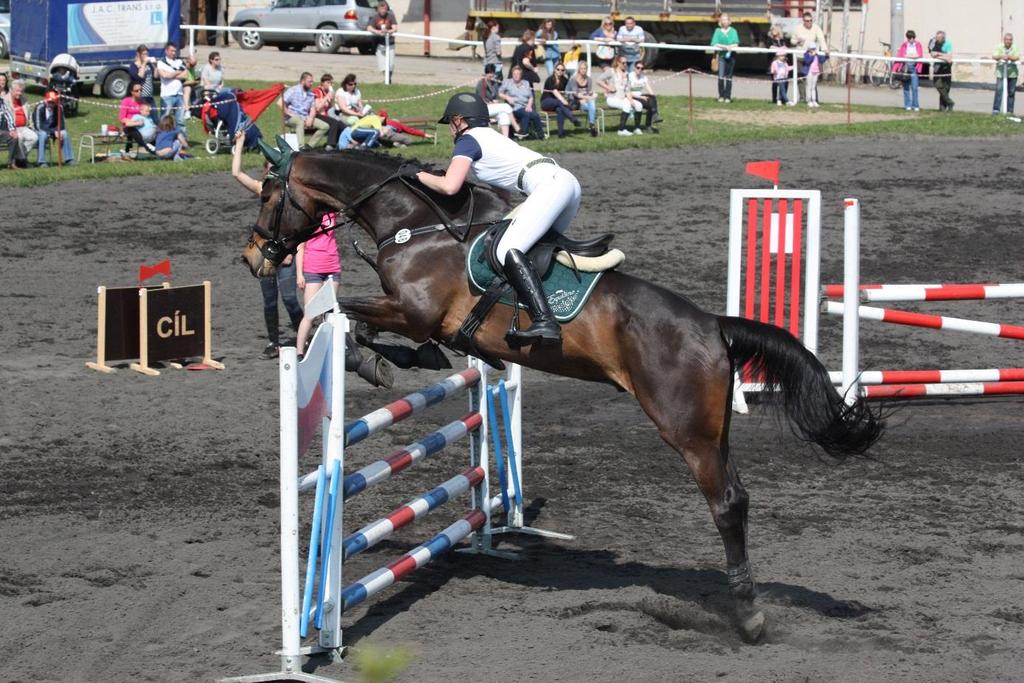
[
  {"x1": 928, "y1": 31, "x2": 954, "y2": 112},
  {"x1": 993, "y1": 32, "x2": 1019, "y2": 114},
  {"x1": 711, "y1": 13, "x2": 740, "y2": 102}
]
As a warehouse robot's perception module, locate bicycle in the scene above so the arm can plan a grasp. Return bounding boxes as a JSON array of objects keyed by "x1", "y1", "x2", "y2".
[{"x1": 865, "y1": 40, "x2": 902, "y2": 89}]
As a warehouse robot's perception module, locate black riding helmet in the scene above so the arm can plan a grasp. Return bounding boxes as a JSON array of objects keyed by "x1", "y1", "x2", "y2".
[{"x1": 438, "y1": 92, "x2": 489, "y2": 126}]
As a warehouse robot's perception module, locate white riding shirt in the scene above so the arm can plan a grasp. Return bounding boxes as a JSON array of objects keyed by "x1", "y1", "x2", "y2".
[{"x1": 451, "y1": 126, "x2": 544, "y2": 193}]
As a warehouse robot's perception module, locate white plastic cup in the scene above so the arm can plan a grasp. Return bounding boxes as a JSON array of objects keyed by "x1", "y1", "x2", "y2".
[{"x1": 101, "y1": 124, "x2": 109, "y2": 135}]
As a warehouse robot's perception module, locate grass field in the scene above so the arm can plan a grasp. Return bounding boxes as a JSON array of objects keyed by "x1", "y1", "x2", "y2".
[{"x1": 3, "y1": 76, "x2": 1024, "y2": 188}]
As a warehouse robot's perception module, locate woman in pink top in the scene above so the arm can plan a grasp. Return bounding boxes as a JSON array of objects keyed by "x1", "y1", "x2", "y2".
[
  {"x1": 119, "y1": 84, "x2": 157, "y2": 156},
  {"x1": 295, "y1": 211, "x2": 341, "y2": 355},
  {"x1": 896, "y1": 30, "x2": 923, "y2": 111}
]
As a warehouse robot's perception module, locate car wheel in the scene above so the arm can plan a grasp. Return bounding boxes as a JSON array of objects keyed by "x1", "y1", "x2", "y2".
[
  {"x1": 317, "y1": 24, "x2": 341, "y2": 53},
  {"x1": 236, "y1": 22, "x2": 264, "y2": 50},
  {"x1": 102, "y1": 69, "x2": 131, "y2": 99},
  {"x1": 0, "y1": 33, "x2": 8, "y2": 60},
  {"x1": 639, "y1": 31, "x2": 658, "y2": 67},
  {"x1": 357, "y1": 44, "x2": 375, "y2": 56}
]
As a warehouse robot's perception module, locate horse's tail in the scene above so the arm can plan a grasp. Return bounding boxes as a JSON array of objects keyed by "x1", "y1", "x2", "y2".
[{"x1": 717, "y1": 315, "x2": 883, "y2": 460}]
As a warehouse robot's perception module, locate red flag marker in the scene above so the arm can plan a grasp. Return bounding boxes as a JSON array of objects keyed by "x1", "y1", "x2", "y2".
[
  {"x1": 745, "y1": 160, "x2": 781, "y2": 188},
  {"x1": 139, "y1": 259, "x2": 172, "y2": 284}
]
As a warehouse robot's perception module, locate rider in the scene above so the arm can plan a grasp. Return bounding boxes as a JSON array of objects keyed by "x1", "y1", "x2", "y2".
[{"x1": 410, "y1": 92, "x2": 581, "y2": 346}]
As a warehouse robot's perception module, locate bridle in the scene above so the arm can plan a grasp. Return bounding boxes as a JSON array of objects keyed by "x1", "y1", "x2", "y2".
[{"x1": 249, "y1": 157, "x2": 487, "y2": 274}]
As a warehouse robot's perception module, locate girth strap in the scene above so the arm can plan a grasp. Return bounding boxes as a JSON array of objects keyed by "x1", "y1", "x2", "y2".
[{"x1": 450, "y1": 279, "x2": 510, "y2": 370}]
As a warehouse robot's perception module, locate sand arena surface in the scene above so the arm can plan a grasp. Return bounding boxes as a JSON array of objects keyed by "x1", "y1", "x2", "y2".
[{"x1": 1, "y1": 137, "x2": 1022, "y2": 682}]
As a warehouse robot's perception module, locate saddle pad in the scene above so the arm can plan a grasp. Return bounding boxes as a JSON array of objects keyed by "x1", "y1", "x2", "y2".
[{"x1": 466, "y1": 233, "x2": 604, "y2": 323}]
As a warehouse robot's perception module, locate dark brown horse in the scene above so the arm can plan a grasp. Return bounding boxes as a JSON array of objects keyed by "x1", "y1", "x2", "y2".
[{"x1": 241, "y1": 149, "x2": 882, "y2": 642}]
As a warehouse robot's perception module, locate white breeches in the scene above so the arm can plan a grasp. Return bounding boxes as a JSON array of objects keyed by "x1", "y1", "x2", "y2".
[
  {"x1": 487, "y1": 102, "x2": 513, "y2": 127},
  {"x1": 495, "y1": 165, "x2": 582, "y2": 263},
  {"x1": 606, "y1": 95, "x2": 642, "y2": 113}
]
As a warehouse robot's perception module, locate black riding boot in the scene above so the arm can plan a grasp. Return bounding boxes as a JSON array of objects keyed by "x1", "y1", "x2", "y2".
[{"x1": 502, "y1": 249, "x2": 561, "y2": 346}]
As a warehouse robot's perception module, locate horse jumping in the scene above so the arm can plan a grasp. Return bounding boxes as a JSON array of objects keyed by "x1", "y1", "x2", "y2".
[{"x1": 240, "y1": 146, "x2": 883, "y2": 642}]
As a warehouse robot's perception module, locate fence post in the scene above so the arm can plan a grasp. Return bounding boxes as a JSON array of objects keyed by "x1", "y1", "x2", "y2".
[
  {"x1": 385, "y1": 37, "x2": 392, "y2": 85},
  {"x1": 188, "y1": 27, "x2": 196, "y2": 56},
  {"x1": 1001, "y1": 66, "x2": 1008, "y2": 114},
  {"x1": 585, "y1": 42, "x2": 592, "y2": 74},
  {"x1": 791, "y1": 52, "x2": 800, "y2": 105},
  {"x1": 841, "y1": 198, "x2": 861, "y2": 404}
]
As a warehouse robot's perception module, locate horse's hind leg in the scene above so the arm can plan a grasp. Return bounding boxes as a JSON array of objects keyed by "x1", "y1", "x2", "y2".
[{"x1": 633, "y1": 362, "x2": 765, "y2": 643}]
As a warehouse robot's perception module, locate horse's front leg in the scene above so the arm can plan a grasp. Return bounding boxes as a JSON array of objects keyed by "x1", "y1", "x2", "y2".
[{"x1": 338, "y1": 295, "x2": 431, "y2": 343}]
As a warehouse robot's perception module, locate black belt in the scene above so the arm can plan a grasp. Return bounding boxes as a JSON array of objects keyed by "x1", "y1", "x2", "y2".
[{"x1": 516, "y1": 157, "x2": 556, "y2": 193}]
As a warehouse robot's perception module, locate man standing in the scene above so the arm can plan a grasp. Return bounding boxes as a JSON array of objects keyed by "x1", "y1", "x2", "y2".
[
  {"x1": 616, "y1": 16, "x2": 645, "y2": 72},
  {"x1": 929, "y1": 30, "x2": 954, "y2": 112},
  {"x1": 368, "y1": 1, "x2": 398, "y2": 83},
  {"x1": 156, "y1": 42, "x2": 188, "y2": 134},
  {"x1": 283, "y1": 72, "x2": 330, "y2": 149},
  {"x1": 993, "y1": 33, "x2": 1019, "y2": 115},
  {"x1": 32, "y1": 90, "x2": 75, "y2": 166},
  {"x1": 790, "y1": 11, "x2": 829, "y2": 104}
]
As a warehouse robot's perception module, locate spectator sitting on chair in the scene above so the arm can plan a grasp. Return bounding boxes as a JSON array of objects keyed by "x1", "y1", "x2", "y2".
[
  {"x1": 541, "y1": 63, "x2": 580, "y2": 138},
  {"x1": 154, "y1": 115, "x2": 189, "y2": 160},
  {"x1": 627, "y1": 61, "x2": 660, "y2": 133},
  {"x1": 283, "y1": 72, "x2": 329, "y2": 149},
  {"x1": 200, "y1": 51, "x2": 224, "y2": 94},
  {"x1": 478, "y1": 63, "x2": 519, "y2": 137},
  {"x1": 566, "y1": 61, "x2": 599, "y2": 137},
  {"x1": 120, "y1": 83, "x2": 158, "y2": 157},
  {"x1": 156, "y1": 42, "x2": 188, "y2": 135},
  {"x1": 0, "y1": 95, "x2": 27, "y2": 169},
  {"x1": 599, "y1": 55, "x2": 643, "y2": 136},
  {"x1": 333, "y1": 74, "x2": 373, "y2": 125},
  {"x1": 33, "y1": 90, "x2": 77, "y2": 165},
  {"x1": 499, "y1": 64, "x2": 544, "y2": 140},
  {"x1": 7, "y1": 81, "x2": 38, "y2": 162},
  {"x1": 312, "y1": 81, "x2": 345, "y2": 150}
]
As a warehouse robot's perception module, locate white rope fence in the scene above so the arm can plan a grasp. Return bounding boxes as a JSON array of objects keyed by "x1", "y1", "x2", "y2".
[{"x1": 184, "y1": 23, "x2": 1021, "y2": 112}]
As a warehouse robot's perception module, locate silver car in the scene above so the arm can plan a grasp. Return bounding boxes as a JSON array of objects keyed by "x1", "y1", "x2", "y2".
[{"x1": 231, "y1": 0, "x2": 377, "y2": 54}]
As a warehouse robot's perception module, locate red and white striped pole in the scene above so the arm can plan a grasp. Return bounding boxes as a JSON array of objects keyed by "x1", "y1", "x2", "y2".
[
  {"x1": 823, "y1": 283, "x2": 1024, "y2": 301},
  {"x1": 861, "y1": 381, "x2": 1024, "y2": 399},
  {"x1": 830, "y1": 368, "x2": 1024, "y2": 385},
  {"x1": 822, "y1": 300, "x2": 1024, "y2": 341}
]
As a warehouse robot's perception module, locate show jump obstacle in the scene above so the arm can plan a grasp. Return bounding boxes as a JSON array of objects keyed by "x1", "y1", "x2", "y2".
[
  {"x1": 85, "y1": 281, "x2": 223, "y2": 375},
  {"x1": 222, "y1": 312, "x2": 570, "y2": 683},
  {"x1": 727, "y1": 188, "x2": 1023, "y2": 404}
]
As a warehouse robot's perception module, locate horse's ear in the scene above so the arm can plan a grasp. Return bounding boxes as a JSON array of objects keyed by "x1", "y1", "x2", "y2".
[{"x1": 257, "y1": 137, "x2": 282, "y2": 169}]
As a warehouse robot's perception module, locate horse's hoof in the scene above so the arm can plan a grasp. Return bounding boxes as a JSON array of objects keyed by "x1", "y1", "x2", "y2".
[{"x1": 739, "y1": 610, "x2": 766, "y2": 644}]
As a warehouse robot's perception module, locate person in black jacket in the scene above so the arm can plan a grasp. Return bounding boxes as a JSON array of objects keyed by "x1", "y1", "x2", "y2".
[{"x1": 31, "y1": 90, "x2": 74, "y2": 166}]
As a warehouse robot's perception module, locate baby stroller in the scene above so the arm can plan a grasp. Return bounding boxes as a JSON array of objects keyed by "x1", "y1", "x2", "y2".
[
  {"x1": 199, "y1": 84, "x2": 283, "y2": 155},
  {"x1": 48, "y1": 53, "x2": 80, "y2": 117}
]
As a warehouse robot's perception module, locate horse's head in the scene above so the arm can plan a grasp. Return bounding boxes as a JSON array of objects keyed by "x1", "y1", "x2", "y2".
[{"x1": 241, "y1": 142, "x2": 415, "y2": 277}]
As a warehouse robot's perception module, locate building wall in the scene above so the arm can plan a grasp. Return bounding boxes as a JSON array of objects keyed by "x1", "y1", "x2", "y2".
[{"x1": 816, "y1": 1, "x2": 1021, "y2": 82}]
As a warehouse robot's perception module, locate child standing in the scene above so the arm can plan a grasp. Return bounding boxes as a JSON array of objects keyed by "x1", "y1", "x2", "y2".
[
  {"x1": 295, "y1": 211, "x2": 341, "y2": 356},
  {"x1": 801, "y1": 42, "x2": 828, "y2": 107},
  {"x1": 771, "y1": 49, "x2": 791, "y2": 105}
]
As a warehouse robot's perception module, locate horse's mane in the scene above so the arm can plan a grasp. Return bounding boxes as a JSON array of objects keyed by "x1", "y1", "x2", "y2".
[{"x1": 297, "y1": 148, "x2": 514, "y2": 208}]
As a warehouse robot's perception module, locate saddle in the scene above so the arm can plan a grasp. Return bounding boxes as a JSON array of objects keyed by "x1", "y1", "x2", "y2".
[{"x1": 452, "y1": 218, "x2": 624, "y2": 368}]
